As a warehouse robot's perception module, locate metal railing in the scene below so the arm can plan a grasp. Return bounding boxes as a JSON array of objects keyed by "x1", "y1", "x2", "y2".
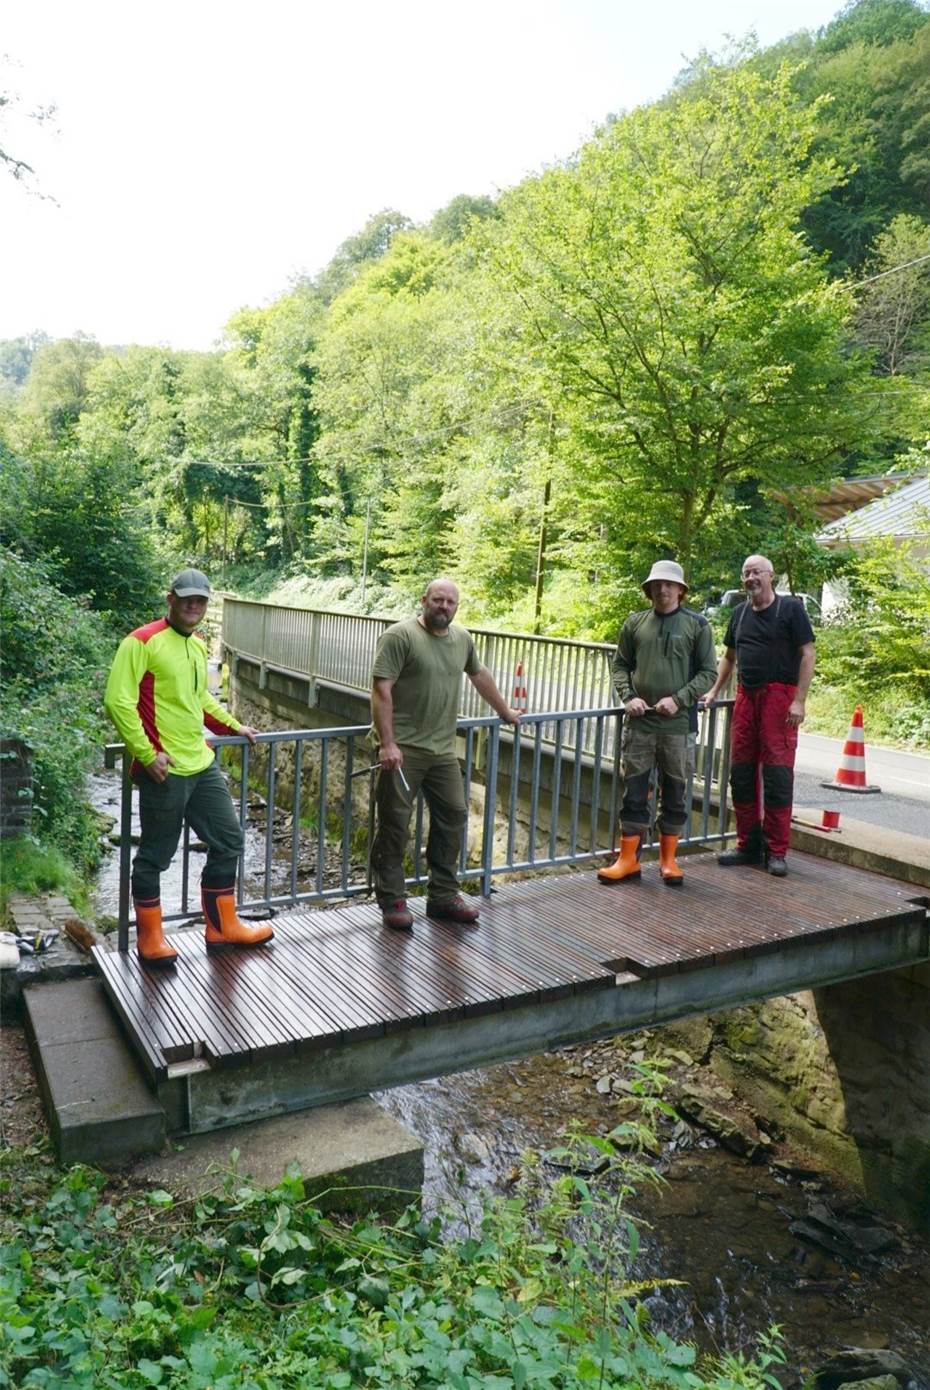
[
  {"x1": 222, "y1": 597, "x2": 616, "y2": 753},
  {"x1": 110, "y1": 700, "x2": 735, "y2": 949}
]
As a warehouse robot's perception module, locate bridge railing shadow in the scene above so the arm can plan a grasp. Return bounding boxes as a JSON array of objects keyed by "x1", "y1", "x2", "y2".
[{"x1": 106, "y1": 700, "x2": 734, "y2": 950}]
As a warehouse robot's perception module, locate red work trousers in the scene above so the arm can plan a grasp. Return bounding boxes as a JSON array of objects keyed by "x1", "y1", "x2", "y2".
[{"x1": 729, "y1": 682, "x2": 798, "y2": 858}]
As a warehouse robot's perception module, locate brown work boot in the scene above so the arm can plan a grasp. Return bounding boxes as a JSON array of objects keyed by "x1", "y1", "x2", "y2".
[
  {"x1": 659, "y1": 832, "x2": 684, "y2": 887},
  {"x1": 133, "y1": 899, "x2": 178, "y2": 967},
  {"x1": 426, "y1": 895, "x2": 480, "y2": 924},
  {"x1": 381, "y1": 898, "x2": 414, "y2": 931},
  {"x1": 202, "y1": 886, "x2": 274, "y2": 953},
  {"x1": 597, "y1": 834, "x2": 642, "y2": 884}
]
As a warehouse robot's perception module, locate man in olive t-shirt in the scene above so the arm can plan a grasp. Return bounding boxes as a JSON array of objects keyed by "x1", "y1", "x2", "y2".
[{"x1": 370, "y1": 578, "x2": 521, "y2": 930}]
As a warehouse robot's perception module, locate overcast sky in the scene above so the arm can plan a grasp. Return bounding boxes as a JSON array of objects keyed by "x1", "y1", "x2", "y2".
[{"x1": 2, "y1": 0, "x2": 848, "y2": 351}]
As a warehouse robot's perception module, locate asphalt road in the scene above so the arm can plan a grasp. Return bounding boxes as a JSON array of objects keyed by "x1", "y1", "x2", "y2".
[{"x1": 793, "y1": 731, "x2": 929, "y2": 838}]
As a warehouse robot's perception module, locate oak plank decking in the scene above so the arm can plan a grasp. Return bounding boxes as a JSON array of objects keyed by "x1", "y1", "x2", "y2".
[{"x1": 93, "y1": 852, "x2": 927, "y2": 1085}]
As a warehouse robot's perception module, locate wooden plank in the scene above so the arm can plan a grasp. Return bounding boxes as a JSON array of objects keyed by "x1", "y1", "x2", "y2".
[
  {"x1": 93, "y1": 952, "x2": 172, "y2": 1079},
  {"x1": 304, "y1": 907, "x2": 471, "y2": 1023},
  {"x1": 161, "y1": 934, "x2": 257, "y2": 1067},
  {"x1": 260, "y1": 923, "x2": 389, "y2": 1041},
  {"x1": 95, "y1": 948, "x2": 203, "y2": 1065},
  {"x1": 244, "y1": 942, "x2": 356, "y2": 1049}
]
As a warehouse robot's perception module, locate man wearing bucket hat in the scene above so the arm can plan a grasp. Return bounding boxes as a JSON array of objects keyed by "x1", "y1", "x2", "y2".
[
  {"x1": 599, "y1": 561, "x2": 716, "y2": 887},
  {"x1": 105, "y1": 568, "x2": 274, "y2": 965}
]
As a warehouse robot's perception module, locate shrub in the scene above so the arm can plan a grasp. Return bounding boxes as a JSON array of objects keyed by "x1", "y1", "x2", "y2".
[{"x1": 0, "y1": 548, "x2": 115, "y2": 869}]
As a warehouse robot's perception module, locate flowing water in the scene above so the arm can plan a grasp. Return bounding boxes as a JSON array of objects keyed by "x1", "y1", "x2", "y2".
[
  {"x1": 88, "y1": 769, "x2": 929, "y2": 1386},
  {"x1": 374, "y1": 1045, "x2": 930, "y2": 1384}
]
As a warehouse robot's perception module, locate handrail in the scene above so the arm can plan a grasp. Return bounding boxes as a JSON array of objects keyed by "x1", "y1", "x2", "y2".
[{"x1": 220, "y1": 595, "x2": 618, "y2": 755}]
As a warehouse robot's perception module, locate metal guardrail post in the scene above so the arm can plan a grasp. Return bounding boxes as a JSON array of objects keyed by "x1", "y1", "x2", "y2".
[
  {"x1": 117, "y1": 752, "x2": 133, "y2": 952},
  {"x1": 307, "y1": 610, "x2": 321, "y2": 702},
  {"x1": 481, "y1": 721, "x2": 501, "y2": 897}
]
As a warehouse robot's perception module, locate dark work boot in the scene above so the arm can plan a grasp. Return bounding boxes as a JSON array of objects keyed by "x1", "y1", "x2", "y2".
[
  {"x1": 718, "y1": 823, "x2": 765, "y2": 867},
  {"x1": 717, "y1": 845, "x2": 762, "y2": 867},
  {"x1": 426, "y1": 895, "x2": 480, "y2": 925}
]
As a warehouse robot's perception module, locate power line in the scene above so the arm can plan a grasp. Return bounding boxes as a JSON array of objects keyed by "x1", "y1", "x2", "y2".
[{"x1": 849, "y1": 251, "x2": 930, "y2": 290}]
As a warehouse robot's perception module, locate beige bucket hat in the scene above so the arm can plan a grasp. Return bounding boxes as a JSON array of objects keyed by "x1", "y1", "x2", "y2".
[{"x1": 641, "y1": 560, "x2": 688, "y2": 594}]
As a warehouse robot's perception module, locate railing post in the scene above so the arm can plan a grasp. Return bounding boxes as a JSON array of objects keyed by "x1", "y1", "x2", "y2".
[
  {"x1": 118, "y1": 752, "x2": 133, "y2": 952},
  {"x1": 307, "y1": 610, "x2": 321, "y2": 703},
  {"x1": 481, "y1": 721, "x2": 501, "y2": 897}
]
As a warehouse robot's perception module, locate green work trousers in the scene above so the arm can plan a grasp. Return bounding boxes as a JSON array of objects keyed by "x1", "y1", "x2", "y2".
[
  {"x1": 132, "y1": 759, "x2": 244, "y2": 901},
  {"x1": 619, "y1": 717, "x2": 695, "y2": 838},
  {"x1": 371, "y1": 748, "x2": 467, "y2": 906}
]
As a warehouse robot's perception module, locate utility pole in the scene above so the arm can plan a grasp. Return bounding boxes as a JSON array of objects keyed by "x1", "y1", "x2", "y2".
[
  {"x1": 533, "y1": 411, "x2": 555, "y2": 634},
  {"x1": 222, "y1": 496, "x2": 229, "y2": 584},
  {"x1": 361, "y1": 496, "x2": 372, "y2": 606}
]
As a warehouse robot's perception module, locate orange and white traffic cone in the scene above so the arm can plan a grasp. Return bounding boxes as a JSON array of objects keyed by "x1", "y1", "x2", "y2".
[
  {"x1": 512, "y1": 661, "x2": 528, "y2": 713},
  {"x1": 821, "y1": 705, "x2": 881, "y2": 794}
]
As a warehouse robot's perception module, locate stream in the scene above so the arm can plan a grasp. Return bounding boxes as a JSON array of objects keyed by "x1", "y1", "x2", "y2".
[{"x1": 89, "y1": 766, "x2": 930, "y2": 1386}]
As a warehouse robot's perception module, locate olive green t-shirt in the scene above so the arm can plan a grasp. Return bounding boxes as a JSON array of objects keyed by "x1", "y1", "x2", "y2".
[{"x1": 372, "y1": 616, "x2": 480, "y2": 756}]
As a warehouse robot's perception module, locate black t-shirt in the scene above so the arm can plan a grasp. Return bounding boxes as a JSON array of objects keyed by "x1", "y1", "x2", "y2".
[{"x1": 724, "y1": 596, "x2": 815, "y2": 688}]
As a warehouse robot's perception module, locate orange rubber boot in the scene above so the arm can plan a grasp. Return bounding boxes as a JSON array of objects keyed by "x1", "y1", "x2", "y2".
[
  {"x1": 659, "y1": 833, "x2": 684, "y2": 887},
  {"x1": 133, "y1": 900, "x2": 178, "y2": 966},
  {"x1": 597, "y1": 834, "x2": 642, "y2": 884},
  {"x1": 203, "y1": 887, "x2": 274, "y2": 953}
]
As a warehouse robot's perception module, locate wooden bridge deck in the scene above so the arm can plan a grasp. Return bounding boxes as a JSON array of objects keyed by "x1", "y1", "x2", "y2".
[{"x1": 94, "y1": 852, "x2": 928, "y2": 1094}]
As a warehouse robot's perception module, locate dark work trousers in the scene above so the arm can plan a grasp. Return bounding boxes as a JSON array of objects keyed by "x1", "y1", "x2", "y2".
[
  {"x1": 131, "y1": 760, "x2": 244, "y2": 902},
  {"x1": 371, "y1": 748, "x2": 467, "y2": 906},
  {"x1": 619, "y1": 717, "x2": 694, "y2": 838},
  {"x1": 729, "y1": 682, "x2": 799, "y2": 858}
]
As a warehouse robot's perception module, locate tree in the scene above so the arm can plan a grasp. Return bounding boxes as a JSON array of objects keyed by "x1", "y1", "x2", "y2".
[
  {"x1": 313, "y1": 208, "x2": 413, "y2": 303},
  {"x1": 817, "y1": 0, "x2": 929, "y2": 53},
  {"x1": 0, "y1": 58, "x2": 55, "y2": 191},
  {"x1": 853, "y1": 213, "x2": 930, "y2": 376},
  {"x1": 480, "y1": 61, "x2": 882, "y2": 601},
  {"x1": 0, "y1": 331, "x2": 50, "y2": 388},
  {"x1": 429, "y1": 193, "x2": 499, "y2": 244},
  {"x1": 16, "y1": 334, "x2": 102, "y2": 444},
  {"x1": 798, "y1": 14, "x2": 930, "y2": 270}
]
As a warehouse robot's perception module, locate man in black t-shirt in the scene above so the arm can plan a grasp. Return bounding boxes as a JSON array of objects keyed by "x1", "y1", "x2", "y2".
[{"x1": 704, "y1": 555, "x2": 815, "y2": 876}]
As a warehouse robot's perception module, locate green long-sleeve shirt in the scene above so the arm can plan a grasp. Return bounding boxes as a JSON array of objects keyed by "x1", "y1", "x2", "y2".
[{"x1": 610, "y1": 605, "x2": 716, "y2": 732}]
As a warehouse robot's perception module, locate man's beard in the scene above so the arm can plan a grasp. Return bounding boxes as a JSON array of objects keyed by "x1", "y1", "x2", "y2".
[{"x1": 425, "y1": 611, "x2": 451, "y2": 630}]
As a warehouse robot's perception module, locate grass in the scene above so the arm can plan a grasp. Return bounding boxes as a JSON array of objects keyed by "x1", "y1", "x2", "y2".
[
  {"x1": 0, "y1": 836, "x2": 89, "y2": 924},
  {"x1": 803, "y1": 686, "x2": 930, "y2": 751}
]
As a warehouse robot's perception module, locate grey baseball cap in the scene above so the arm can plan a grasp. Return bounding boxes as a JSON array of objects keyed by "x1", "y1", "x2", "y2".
[{"x1": 170, "y1": 568, "x2": 211, "y2": 598}]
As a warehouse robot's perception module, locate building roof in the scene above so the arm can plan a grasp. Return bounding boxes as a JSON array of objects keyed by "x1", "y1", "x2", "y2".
[
  {"x1": 817, "y1": 475, "x2": 930, "y2": 545},
  {"x1": 806, "y1": 475, "x2": 906, "y2": 522}
]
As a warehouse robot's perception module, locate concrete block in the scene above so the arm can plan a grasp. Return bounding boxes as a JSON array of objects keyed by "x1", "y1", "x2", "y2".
[
  {"x1": 133, "y1": 1097, "x2": 424, "y2": 1214},
  {"x1": 24, "y1": 979, "x2": 166, "y2": 1167}
]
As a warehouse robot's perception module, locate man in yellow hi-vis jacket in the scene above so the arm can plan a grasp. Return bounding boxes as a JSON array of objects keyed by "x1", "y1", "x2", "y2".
[{"x1": 104, "y1": 568, "x2": 273, "y2": 965}]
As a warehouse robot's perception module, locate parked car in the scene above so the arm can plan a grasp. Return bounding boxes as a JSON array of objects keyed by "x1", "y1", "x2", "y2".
[{"x1": 704, "y1": 589, "x2": 821, "y2": 623}]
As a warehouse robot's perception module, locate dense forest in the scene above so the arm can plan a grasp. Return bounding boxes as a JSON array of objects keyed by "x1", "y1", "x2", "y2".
[{"x1": 2, "y1": 0, "x2": 929, "y2": 871}]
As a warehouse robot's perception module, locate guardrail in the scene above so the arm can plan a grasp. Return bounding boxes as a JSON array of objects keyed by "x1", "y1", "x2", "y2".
[
  {"x1": 108, "y1": 700, "x2": 735, "y2": 949},
  {"x1": 221, "y1": 597, "x2": 616, "y2": 751}
]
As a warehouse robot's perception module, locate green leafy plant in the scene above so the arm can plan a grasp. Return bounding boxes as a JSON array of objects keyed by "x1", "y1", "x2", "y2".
[{"x1": 0, "y1": 1099, "x2": 787, "y2": 1390}]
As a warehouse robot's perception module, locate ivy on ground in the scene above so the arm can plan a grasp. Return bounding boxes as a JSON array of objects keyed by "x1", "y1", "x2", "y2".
[{"x1": 0, "y1": 1077, "x2": 788, "y2": 1390}]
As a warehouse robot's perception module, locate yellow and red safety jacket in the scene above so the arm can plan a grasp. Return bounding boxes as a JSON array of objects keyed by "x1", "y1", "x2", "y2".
[{"x1": 104, "y1": 619, "x2": 242, "y2": 777}]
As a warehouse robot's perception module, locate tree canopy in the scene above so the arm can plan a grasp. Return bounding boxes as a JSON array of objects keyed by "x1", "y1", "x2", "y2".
[{"x1": 2, "y1": 0, "x2": 927, "y2": 637}]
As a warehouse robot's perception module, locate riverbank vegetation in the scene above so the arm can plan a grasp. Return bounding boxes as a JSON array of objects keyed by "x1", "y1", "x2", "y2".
[
  {"x1": 2, "y1": 0, "x2": 929, "y2": 892},
  {"x1": 0, "y1": 1068, "x2": 787, "y2": 1390}
]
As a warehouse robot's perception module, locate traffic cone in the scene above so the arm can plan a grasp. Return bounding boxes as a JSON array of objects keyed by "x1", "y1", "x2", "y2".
[
  {"x1": 512, "y1": 660, "x2": 528, "y2": 712},
  {"x1": 821, "y1": 705, "x2": 881, "y2": 794}
]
